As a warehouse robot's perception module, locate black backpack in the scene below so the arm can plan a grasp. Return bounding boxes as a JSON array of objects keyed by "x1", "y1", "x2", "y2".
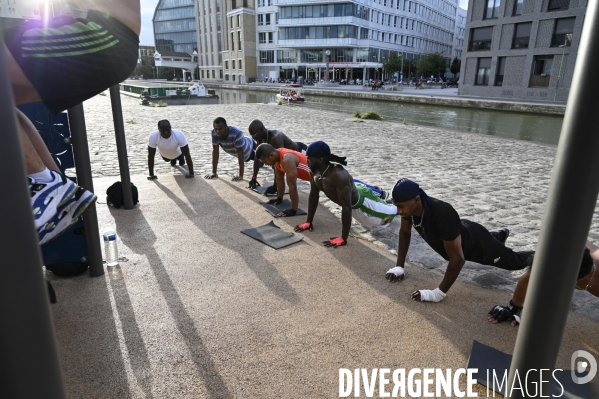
[{"x1": 106, "y1": 181, "x2": 139, "y2": 208}]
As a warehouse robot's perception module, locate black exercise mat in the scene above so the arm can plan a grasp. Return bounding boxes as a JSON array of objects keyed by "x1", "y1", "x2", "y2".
[
  {"x1": 467, "y1": 341, "x2": 591, "y2": 398},
  {"x1": 241, "y1": 221, "x2": 303, "y2": 249},
  {"x1": 250, "y1": 182, "x2": 288, "y2": 197},
  {"x1": 260, "y1": 199, "x2": 306, "y2": 217}
]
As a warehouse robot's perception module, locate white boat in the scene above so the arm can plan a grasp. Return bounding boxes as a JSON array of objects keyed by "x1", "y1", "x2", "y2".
[{"x1": 276, "y1": 84, "x2": 305, "y2": 102}]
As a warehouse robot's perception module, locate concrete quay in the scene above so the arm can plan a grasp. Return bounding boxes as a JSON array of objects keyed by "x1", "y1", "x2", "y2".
[
  {"x1": 86, "y1": 93, "x2": 597, "y2": 319},
  {"x1": 210, "y1": 82, "x2": 567, "y2": 116}
]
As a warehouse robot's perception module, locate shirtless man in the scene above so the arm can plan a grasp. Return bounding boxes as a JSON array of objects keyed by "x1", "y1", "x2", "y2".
[
  {"x1": 488, "y1": 241, "x2": 598, "y2": 326},
  {"x1": 248, "y1": 119, "x2": 307, "y2": 192},
  {"x1": 293, "y1": 141, "x2": 397, "y2": 248},
  {"x1": 255, "y1": 143, "x2": 310, "y2": 217}
]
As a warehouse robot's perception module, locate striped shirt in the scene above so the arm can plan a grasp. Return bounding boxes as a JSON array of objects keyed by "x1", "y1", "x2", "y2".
[{"x1": 211, "y1": 126, "x2": 254, "y2": 161}]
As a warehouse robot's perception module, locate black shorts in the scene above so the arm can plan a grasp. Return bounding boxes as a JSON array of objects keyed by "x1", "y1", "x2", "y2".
[
  {"x1": 296, "y1": 141, "x2": 308, "y2": 153},
  {"x1": 4, "y1": 10, "x2": 139, "y2": 114}
]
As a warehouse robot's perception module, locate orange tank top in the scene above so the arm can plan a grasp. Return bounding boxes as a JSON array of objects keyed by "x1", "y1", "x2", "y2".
[{"x1": 275, "y1": 148, "x2": 311, "y2": 181}]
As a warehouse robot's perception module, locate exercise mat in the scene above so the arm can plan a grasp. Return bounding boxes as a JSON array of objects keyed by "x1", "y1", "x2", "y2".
[
  {"x1": 467, "y1": 340, "x2": 591, "y2": 398},
  {"x1": 241, "y1": 221, "x2": 304, "y2": 249},
  {"x1": 250, "y1": 182, "x2": 288, "y2": 196},
  {"x1": 260, "y1": 199, "x2": 306, "y2": 217}
]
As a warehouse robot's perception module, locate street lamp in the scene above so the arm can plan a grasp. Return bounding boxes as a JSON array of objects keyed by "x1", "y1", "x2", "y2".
[
  {"x1": 400, "y1": 52, "x2": 404, "y2": 83},
  {"x1": 554, "y1": 39, "x2": 569, "y2": 101},
  {"x1": 325, "y1": 49, "x2": 331, "y2": 81}
]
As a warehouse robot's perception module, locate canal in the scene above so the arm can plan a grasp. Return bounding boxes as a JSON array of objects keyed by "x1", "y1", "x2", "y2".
[{"x1": 215, "y1": 87, "x2": 564, "y2": 146}]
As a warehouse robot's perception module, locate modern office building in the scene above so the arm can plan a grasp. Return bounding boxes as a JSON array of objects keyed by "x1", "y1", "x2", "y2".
[
  {"x1": 458, "y1": 0, "x2": 585, "y2": 102},
  {"x1": 256, "y1": 0, "x2": 460, "y2": 82},
  {"x1": 153, "y1": 0, "x2": 198, "y2": 55},
  {"x1": 454, "y1": 7, "x2": 467, "y2": 60}
]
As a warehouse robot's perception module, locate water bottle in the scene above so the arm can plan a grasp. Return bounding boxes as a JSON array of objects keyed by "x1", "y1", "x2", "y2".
[{"x1": 103, "y1": 230, "x2": 119, "y2": 267}]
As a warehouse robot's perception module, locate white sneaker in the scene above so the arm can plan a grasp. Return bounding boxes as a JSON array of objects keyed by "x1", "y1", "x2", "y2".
[
  {"x1": 30, "y1": 170, "x2": 78, "y2": 229},
  {"x1": 38, "y1": 186, "x2": 97, "y2": 245}
]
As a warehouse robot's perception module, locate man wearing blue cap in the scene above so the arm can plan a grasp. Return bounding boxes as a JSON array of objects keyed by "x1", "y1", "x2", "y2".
[
  {"x1": 294, "y1": 141, "x2": 396, "y2": 247},
  {"x1": 386, "y1": 178, "x2": 533, "y2": 303}
]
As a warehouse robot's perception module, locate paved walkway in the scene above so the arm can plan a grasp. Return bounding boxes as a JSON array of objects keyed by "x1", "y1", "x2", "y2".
[{"x1": 84, "y1": 93, "x2": 598, "y2": 319}]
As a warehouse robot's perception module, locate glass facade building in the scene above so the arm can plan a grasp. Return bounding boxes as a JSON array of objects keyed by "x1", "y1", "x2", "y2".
[{"x1": 153, "y1": 0, "x2": 198, "y2": 54}]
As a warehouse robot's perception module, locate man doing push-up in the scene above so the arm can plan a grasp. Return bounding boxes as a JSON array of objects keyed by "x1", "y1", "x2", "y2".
[{"x1": 294, "y1": 141, "x2": 396, "y2": 248}]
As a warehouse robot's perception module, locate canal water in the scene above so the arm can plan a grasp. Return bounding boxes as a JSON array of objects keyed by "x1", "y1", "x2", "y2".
[{"x1": 215, "y1": 87, "x2": 564, "y2": 146}]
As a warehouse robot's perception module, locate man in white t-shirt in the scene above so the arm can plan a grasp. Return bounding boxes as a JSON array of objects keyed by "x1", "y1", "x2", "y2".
[{"x1": 147, "y1": 120, "x2": 194, "y2": 179}]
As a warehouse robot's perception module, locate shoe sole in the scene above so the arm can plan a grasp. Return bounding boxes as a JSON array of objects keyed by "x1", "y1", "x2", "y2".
[{"x1": 38, "y1": 192, "x2": 97, "y2": 245}]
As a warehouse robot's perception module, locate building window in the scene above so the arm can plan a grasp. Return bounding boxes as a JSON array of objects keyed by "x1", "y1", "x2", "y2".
[
  {"x1": 201, "y1": 70, "x2": 205, "y2": 78},
  {"x1": 232, "y1": 74, "x2": 236, "y2": 81},
  {"x1": 231, "y1": 32, "x2": 235, "y2": 51},
  {"x1": 268, "y1": 32, "x2": 273, "y2": 43},
  {"x1": 212, "y1": 70, "x2": 215, "y2": 78},
  {"x1": 551, "y1": 17, "x2": 575, "y2": 47},
  {"x1": 495, "y1": 57, "x2": 506, "y2": 86},
  {"x1": 513, "y1": 0, "x2": 523, "y2": 15},
  {"x1": 484, "y1": 0, "x2": 500, "y2": 19},
  {"x1": 476, "y1": 57, "x2": 491, "y2": 85},
  {"x1": 259, "y1": 32, "x2": 266, "y2": 43},
  {"x1": 238, "y1": 31, "x2": 242, "y2": 49},
  {"x1": 260, "y1": 50, "x2": 274, "y2": 63},
  {"x1": 469, "y1": 26, "x2": 493, "y2": 51},
  {"x1": 225, "y1": 74, "x2": 229, "y2": 81},
  {"x1": 266, "y1": 13, "x2": 271, "y2": 25},
  {"x1": 548, "y1": 0, "x2": 569, "y2": 11},
  {"x1": 268, "y1": 0, "x2": 273, "y2": 5},
  {"x1": 232, "y1": 59, "x2": 236, "y2": 69},
  {"x1": 512, "y1": 22, "x2": 532, "y2": 49},
  {"x1": 237, "y1": 15, "x2": 240, "y2": 26},
  {"x1": 225, "y1": 60, "x2": 229, "y2": 69},
  {"x1": 220, "y1": 70, "x2": 223, "y2": 78},
  {"x1": 530, "y1": 55, "x2": 553, "y2": 87},
  {"x1": 239, "y1": 59, "x2": 243, "y2": 69},
  {"x1": 231, "y1": 17, "x2": 234, "y2": 28},
  {"x1": 258, "y1": 14, "x2": 264, "y2": 25}
]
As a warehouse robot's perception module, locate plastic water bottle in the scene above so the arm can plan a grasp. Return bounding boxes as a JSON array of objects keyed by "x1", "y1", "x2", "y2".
[{"x1": 103, "y1": 230, "x2": 119, "y2": 267}]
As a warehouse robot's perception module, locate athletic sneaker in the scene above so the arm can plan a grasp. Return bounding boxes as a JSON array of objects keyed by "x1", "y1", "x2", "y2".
[
  {"x1": 521, "y1": 251, "x2": 536, "y2": 267},
  {"x1": 491, "y1": 228, "x2": 510, "y2": 244},
  {"x1": 38, "y1": 186, "x2": 97, "y2": 245},
  {"x1": 30, "y1": 170, "x2": 78, "y2": 230}
]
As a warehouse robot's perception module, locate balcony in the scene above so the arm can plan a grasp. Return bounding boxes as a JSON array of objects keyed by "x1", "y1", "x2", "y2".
[{"x1": 278, "y1": 38, "x2": 358, "y2": 47}]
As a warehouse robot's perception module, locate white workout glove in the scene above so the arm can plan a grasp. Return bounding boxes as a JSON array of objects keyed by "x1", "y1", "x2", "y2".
[
  {"x1": 385, "y1": 266, "x2": 405, "y2": 282},
  {"x1": 417, "y1": 288, "x2": 447, "y2": 303}
]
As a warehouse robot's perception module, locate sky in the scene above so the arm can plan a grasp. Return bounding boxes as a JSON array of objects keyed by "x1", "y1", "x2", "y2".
[{"x1": 139, "y1": 0, "x2": 469, "y2": 46}]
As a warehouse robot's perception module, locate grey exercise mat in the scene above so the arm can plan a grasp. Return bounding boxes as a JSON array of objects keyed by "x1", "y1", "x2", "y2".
[
  {"x1": 260, "y1": 199, "x2": 306, "y2": 217},
  {"x1": 467, "y1": 341, "x2": 591, "y2": 398},
  {"x1": 251, "y1": 182, "x2": 288, "y2": 196},
  {"x1": 241, "y1": 221, "x2": 304, "y2": 249}
]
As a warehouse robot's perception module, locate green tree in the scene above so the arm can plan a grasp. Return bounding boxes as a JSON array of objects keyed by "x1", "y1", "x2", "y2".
[
  {"x1": 383, "y1": 51, "x2": 403, "y2": 76},
  {"x1": 130, "y1": 64, "x2": 155, "y2": 79},
  {"x1": 416, "y1": 52, "x2": 448, "y2": 78},
  {"x1": 450, "y1": 57, "x2": 461, "y2": 77}
]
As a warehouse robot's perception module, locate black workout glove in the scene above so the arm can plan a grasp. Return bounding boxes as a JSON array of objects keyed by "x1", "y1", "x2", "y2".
[
  {"x1": 265, "y1": 185, "x2": 278, "y2": 195},
  {"x1": 248, "y1": 178, "x2": 260, "y2": 189},
  {"x1": 147, "y1": 175, "x2": 158, "y2": 181},
  {"x1": 268, "y1": 197, "x2": 283, "y2": 205},
  {"x1": 279, "y1": 209, "x2": 296, "y2": 217},
  {"x1": 488, "y1": 300, "x2": 522, "y2": 323}
]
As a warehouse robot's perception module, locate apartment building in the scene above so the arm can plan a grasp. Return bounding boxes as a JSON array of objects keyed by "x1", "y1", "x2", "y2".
[
  {"x1": 196, "y1": 0, "x2": 226, "y2": 81},
  {"x1": 257, "y1": 0, "x2": 460, "y2": 82},
  {"x1": 458, "y1": 0, "x2": 585, "y2": 102},
  {"x1": 222, "y1": 0, "x2": 258, "y2": 83}
]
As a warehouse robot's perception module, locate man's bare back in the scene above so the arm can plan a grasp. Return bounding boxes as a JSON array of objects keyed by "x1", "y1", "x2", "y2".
[{"x1": 312, "y1": 165, "x2": 359, "y2": 207}]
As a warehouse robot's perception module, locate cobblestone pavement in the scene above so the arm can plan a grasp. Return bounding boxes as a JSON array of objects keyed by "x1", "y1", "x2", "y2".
[{"x1": 84, "y1": 93, "x2": 599, "y2": 319}]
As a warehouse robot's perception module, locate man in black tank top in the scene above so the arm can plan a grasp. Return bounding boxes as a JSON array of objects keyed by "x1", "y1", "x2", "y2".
[{"x1": 385, "y1": 178, "x2": 533, "y2": 303}]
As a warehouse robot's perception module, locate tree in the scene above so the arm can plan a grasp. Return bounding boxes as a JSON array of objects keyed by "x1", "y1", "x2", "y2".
[
  {"x1": 130, "y1": 64, "x2": 154, "y2": 79},
  {"x1": 383, "y1": 51, "x2": 403, "y2": 76},
  {"x1": 416, "y1": 52, "x2": 448, "y2": 78},
  {"x1": 450, "y1": 57, "x2": 462, "y2": 77}
]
